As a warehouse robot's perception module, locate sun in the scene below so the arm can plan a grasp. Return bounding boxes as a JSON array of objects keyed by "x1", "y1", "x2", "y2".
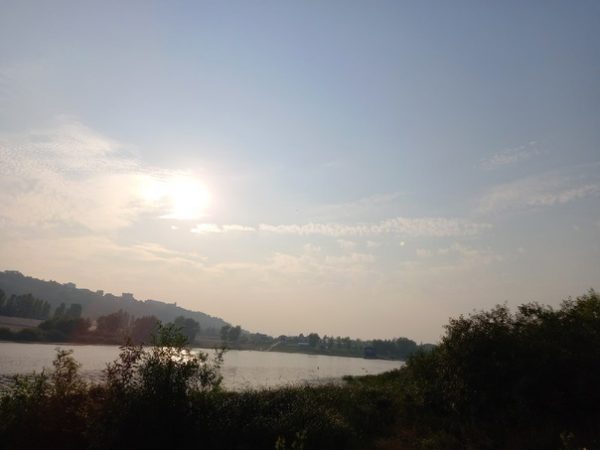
[{"x1": 139, "y1": 174, "x2": 211, "y2": 220}]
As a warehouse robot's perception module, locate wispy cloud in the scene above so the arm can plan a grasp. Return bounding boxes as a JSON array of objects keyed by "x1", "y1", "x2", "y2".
[
  {"x1": 190, "y1": 217, "x2": 489, "y2": 238},
  {"x1": 190, "y1": 223, "x2": 256, "y2": 234},
  {"x1": 0, "y1": 121, "x2": 144, "y2": 231},
  {"x1": 479, "y1": 169, "x2": 600, "y2": 214},
  {"x1": 400, "y1": 243, "x2": 502, "y2": 276},
  {"x1": 479, "y1": 141, "x2": 541, "y2": 170},
  {"x1": 337, "y1": 239, "x2": 357, "y2": 250},
  {"x1": 0, "y1": 120, "x2": 208, "y2": 232},
  {"x1": 257, "y1": 217, "x2": 490, "y2": 238}
]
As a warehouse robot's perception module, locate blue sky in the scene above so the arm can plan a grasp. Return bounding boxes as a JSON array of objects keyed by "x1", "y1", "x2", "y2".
[{"x1": 1, "y1": 1, "x2": 599, "y2": 341}]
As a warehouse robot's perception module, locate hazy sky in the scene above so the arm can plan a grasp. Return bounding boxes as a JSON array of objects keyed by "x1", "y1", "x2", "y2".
[{"x1": 1, "y1": 1, "x2": 599, "y2": 342}]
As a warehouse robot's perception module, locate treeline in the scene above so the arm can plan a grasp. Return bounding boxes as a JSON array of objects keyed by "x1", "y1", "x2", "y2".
[
  {"x1": 0, "y1": 278, "x2": 431, "y2": 360},
  {"x1": 0, "y1": 270, "x2": 229, "y2": 331},
  {"x1": 0, "y1": 290, "x2": 430, "y2": 360},
  {"x1": 235, "y1": 330, "x2": 433, "y2": 360},
  {"x1": 0, "y1": 303, "x2": 209, "y2": 345},
  {"x1": 0, "y1": 289, "x2": 51, "y2": 320}
]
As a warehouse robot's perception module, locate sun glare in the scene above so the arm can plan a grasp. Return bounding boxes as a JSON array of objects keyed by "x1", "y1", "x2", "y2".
[{"x1": 139, "y1": 174, "x2": 210, "y2": 220}]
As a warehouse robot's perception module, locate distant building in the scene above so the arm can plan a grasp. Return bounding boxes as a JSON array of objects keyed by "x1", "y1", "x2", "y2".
[
  {"x1": 64, "y1": 282, "x2": 76, "y2": 289},
  {"x1": 96, "y1": 290, "x2": 104, "y2": 296},
  {"x1": 122, "y1": 292, "x2": 134, "y2": 301}
]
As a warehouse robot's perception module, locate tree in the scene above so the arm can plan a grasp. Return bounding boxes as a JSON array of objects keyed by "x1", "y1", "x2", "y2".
[
  {"x1": 228, "y1": 325, "x2": 241, "y2": 342},
  {"x1": 41, "y1": 302, "x2": 51, "y2": 320},
  {"x1": 220, "y1": 325, "x2": 231, "y2": 342},
  {"x1": 39, "y1": 316, "x2": 91, "y2": 338},
  {"x1": 220, "y1": 324, "x2": 241, "y2": 344},
  {"x1": 96, "y1": 310, "x2": 129, "y2": 335},
  {"x1": 131, "y1": 315, "x2": 159, "y2": 344},
  {"x1": 65, "y1": 304, "x2": 82, "y2": 319},
  {"x1": 0, "y1": 292, "x2": 52, "y2": 320},
  {"x1": 100, "y1": 323, "x2": 225, "y2": 448},
  {"x1": 54, "y1": 303, "x2": 66, "y2": 318},
  {"x1": 173, "y1": 316, "x2": 200, "y2": 344},
  {"x1": 403, "y1": 290, "x2": 600, "y2": 449},
  {"x1": 308, "y1": 333, "x2": 321, "y2": 348}
]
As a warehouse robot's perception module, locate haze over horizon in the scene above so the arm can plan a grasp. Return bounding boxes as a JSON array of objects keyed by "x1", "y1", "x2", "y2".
[{"x1": 1, "y1": 1, "x2": 599, "y2": 343}]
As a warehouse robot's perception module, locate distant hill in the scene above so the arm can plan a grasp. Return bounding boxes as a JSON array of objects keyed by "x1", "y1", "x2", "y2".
[{"x1": 0, "y1": 270, "x2": 229, "y2": 332}]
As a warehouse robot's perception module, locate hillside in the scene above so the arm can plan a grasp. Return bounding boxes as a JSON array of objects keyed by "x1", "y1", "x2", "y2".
[{"x1": 0, "y1": 271, "x2": 229, "y2": 332}]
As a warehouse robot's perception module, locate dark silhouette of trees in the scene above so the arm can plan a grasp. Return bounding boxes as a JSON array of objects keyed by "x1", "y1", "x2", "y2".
[
  {"x1": 96, "y1": 310, "x2": 130, "y2": 335},
  {"x1": 53, "y1": 303, "x2": 66, "y2": 318},
  {"x1": 401, "y1": 289, "x2": 600, "y2": 449},
  {"x1": 0, "y1": 324, "x2": 225, "y2": 450},
  {"x1": 173, "y1": 316, "x2": 200, "y2": 344},
  {"x1": 130, "y1": 315, "x2": 159, "y2": 344},
  {"x1": 370, "y1": 337, "x2": 418, "y2": 359},
  {"x1": 0, "y1": 290, "x2": 52, "y2": 320},
  {"x1": 65, "y1": 303, "x2": 82, "y2": 319},
  {"x1": 308, "y1": 332, "x2": 321, "y2": 348},
  {"x1": 220, "y1": 324, "x2": 242, "y2": 344},
  {"x1": 39, "y1": 316, "x2": 91, "y2": 340}
]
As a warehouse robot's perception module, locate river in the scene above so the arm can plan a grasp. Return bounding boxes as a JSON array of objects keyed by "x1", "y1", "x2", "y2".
[{"x1": 0, "y1": 342, "x2": 402, "y2": 390}]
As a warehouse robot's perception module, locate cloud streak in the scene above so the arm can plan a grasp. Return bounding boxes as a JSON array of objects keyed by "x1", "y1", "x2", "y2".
[
  {"x1": 0, "y1": 121, "x2": 146, "y2": 232},
  {"x1": 258, "y1": 217, "x2": 489, "y2": 237},
  {"x1": 191, "y1": 217, "x2": 490, "y2": 238},
  {"x1": 479, "y1": 142, "x2": 541, "y2": 170},
  {"x1": 479, "y1": 169, "x2": 600, "y2": 213}
]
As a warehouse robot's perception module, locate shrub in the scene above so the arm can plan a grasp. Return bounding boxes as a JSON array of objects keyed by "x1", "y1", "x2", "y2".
[{"x1": 401, "y1": 290, "x2": 600, "y2": 449}]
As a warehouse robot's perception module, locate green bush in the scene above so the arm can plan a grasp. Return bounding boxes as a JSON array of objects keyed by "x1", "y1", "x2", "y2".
[
  {"x1": 0, "y1": 327, "x2": 13, "y2": 340},
  {"x1": 399, "y1": 290, "x2": 600, "y2": 449}
]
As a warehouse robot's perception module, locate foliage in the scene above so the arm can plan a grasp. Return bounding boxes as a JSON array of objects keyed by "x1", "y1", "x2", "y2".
[
  {"x1": 396, "y1": 289, "x2": 600, "y2": 449},
  {"x1": 52, "y1": 302, "x2": 83, "y2": 319},
  {"x1": 3, "y1": 290, "x2": 600, "y2": 449},
  {"x1": 221, "y1": 324, "x2": 242, "y2": 343},
  {"x1": 39, "y1": 316, "x2": 91, "y2": 338},
  {"x1": 191, "y1": 384, "x2": 396, "y2": 450},
  {"x1": 96, "y1": 309, "x2": 130, "y2": 335},
  {"x1": 173, "y1": 315, "x2": 201, "y2": 343},
  {"x1": 130, "y1": 315, "x2": 160, "y2": 344},
  {"x1": 0, "y1": 349, "x2": 88, "y2": 450},
  {"x1": 0, "y1": 324, "x2": 398, "y2": 450},
  {"x1": 307, "y1": 332, "x2": 320, "y2": 348},
  {"x1": 0, "y1": 324, "x2": 226, "y2": 450},
  {"x1": 90, "y1": 323, "x2": 224, "y2": 449},
  {"x1": 0, "y1": 289, "x2": 52, "y2": 320}
]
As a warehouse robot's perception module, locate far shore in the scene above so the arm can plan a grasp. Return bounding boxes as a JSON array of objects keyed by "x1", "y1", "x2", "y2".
[{"x1": 0, "y1": 338, "x2": 405, "y2": 362}]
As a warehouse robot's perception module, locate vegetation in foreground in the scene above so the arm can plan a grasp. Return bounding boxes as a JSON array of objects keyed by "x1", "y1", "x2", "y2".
[{"x1": 1, "y1": 290, "x2": 599, "y2": 449}]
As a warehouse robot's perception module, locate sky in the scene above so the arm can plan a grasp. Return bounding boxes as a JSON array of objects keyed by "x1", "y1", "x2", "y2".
[{"x1": 0, "y1": 1, "x2": 599, "y2": 342}]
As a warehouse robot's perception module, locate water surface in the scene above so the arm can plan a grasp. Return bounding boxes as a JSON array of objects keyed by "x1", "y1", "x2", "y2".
[{"x1": 0, "y1": 342, "x2": 402, "y2": 390}]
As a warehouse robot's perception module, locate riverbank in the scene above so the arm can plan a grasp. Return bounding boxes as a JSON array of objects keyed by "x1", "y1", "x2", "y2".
[
  {"x1": 0, "y1": 341, "x2": 401, "y2": 391},
  {"x1": 0, "y1": 331, "x2": 409, "y2": 362}
]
